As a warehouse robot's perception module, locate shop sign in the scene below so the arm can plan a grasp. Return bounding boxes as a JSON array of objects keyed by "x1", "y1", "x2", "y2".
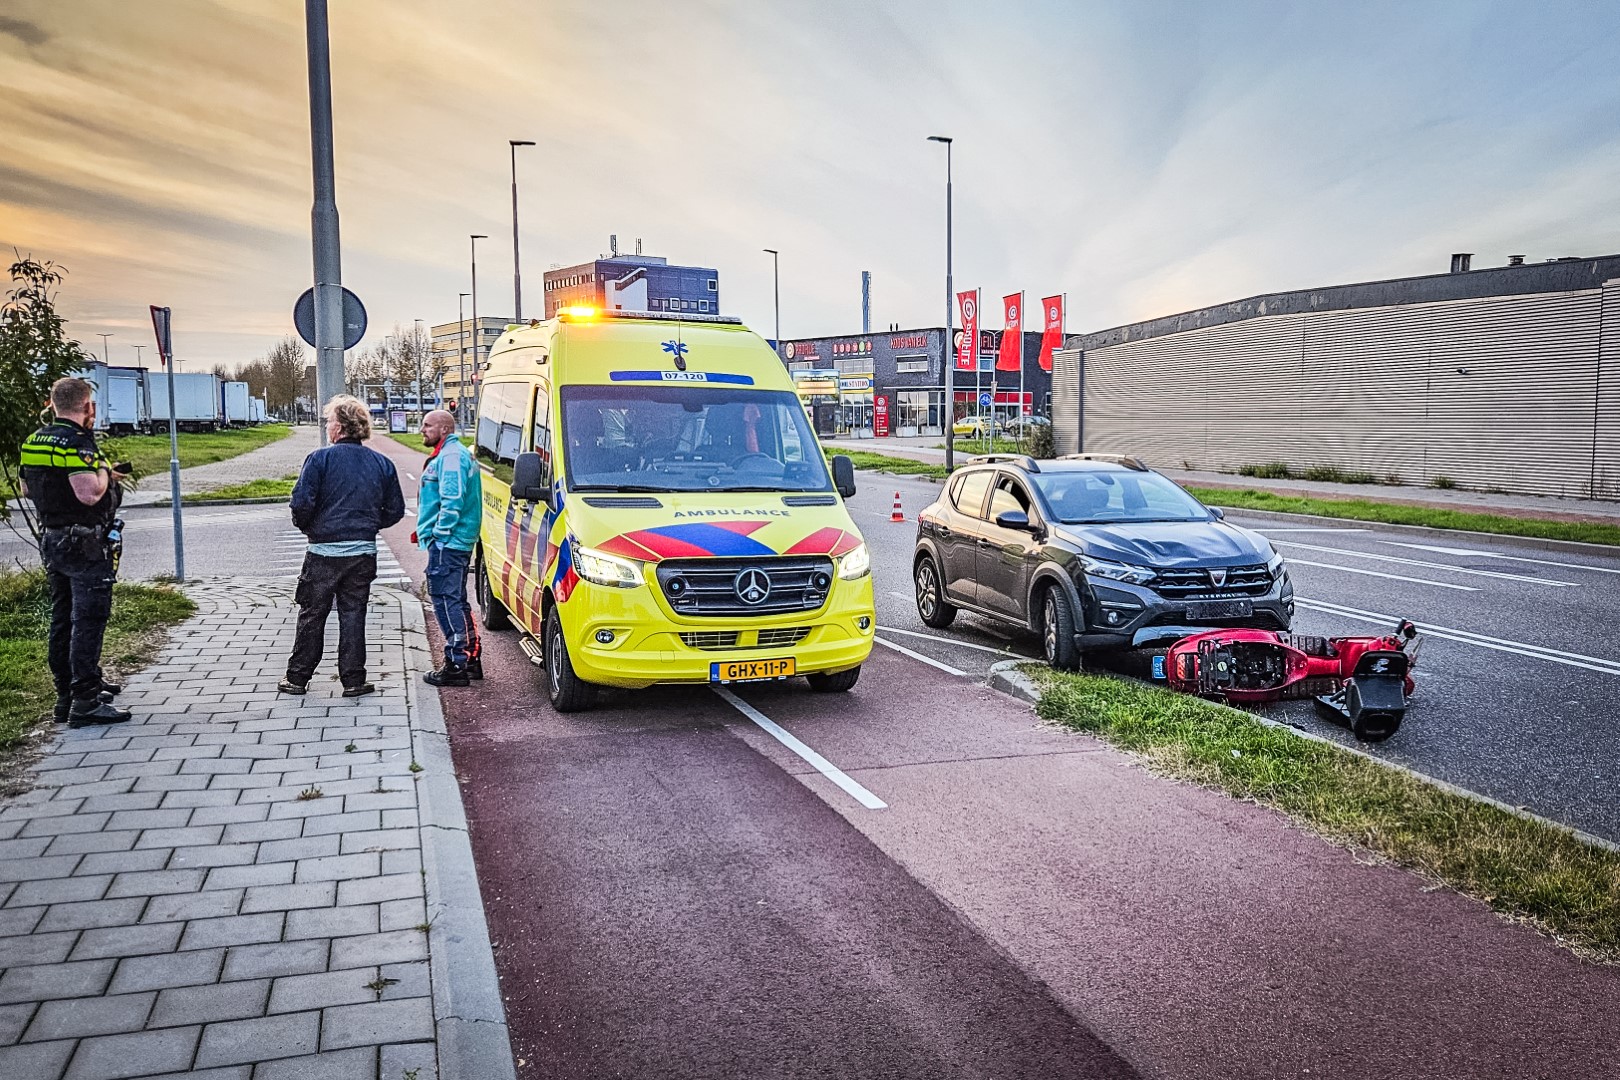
[
  {"x1": 890, "y1": 333, "x2": 928, "y2": 350},
  {"x1": 838, "y1": 375, "x2": 873, "y2": 392},
  {"x1": 795, "y1": 377, "x2": 838, "y2": 395},
  {"x1": 874, "y1": 394, "x2": 890, "y2": 437}
]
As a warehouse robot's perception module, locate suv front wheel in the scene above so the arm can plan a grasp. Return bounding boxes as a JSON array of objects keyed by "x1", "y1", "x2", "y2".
[
  {"x1": 1041, "y1": 585, "x2": 1081, "y2": 672},
  {"x1": 914, "y1": 555, "x2": 957, "y2": 629}
]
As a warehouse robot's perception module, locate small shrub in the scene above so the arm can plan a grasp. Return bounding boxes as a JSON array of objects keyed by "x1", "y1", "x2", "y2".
[
  {"x1": 1302, "y1": 465, "x2": 1346, "y2": 483},
  {"x1": 1383, "y1": 472, "x2": 1403, "y2": 486},
  {"x1": 1431, "y1": 475, "x2": 1457, "y2": 490},
  {"x1": 1342, "y1": 471, "x2": 1379, "y2": 485},
  {"x1": 1238, "y1": 462, "x2": 1294, "y2": 480},
  {"x1": 1026, "y1": 422, "x2": 1055, "y2": 460}
]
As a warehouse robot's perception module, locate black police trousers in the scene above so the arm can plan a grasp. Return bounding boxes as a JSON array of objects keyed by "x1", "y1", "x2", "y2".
[
  {"x1": 42, "y1": 534, "x2": 116, "y2": 702},
  {"x1": 286, "y1": 552, "x2": 376, "y2": 688}
]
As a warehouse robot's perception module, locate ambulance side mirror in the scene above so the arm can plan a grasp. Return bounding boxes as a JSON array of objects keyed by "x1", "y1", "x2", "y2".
[
  {"x1": 831, "y1": 455, "x2": 856, "y2": 499},
  {"x1": 512, "y1": 451, "x2": 549, "y2": 503}
]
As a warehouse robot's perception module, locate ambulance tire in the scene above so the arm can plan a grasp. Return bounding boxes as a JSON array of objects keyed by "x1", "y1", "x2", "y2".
[
  {"x1": 476, "y1": 551, "x2": 512, "y2": 632},
  {"x1": 806, "y1": 666, "x2": 861, "y2": 693},
  {"x1": 544, "y1": 607, "x2": 595, "y2": 713}
]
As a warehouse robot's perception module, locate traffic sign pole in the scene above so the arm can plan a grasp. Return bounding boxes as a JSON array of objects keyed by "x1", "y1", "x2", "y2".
[
  {"x1": 306, "y1": 0, "x2": 345, "y2": 445},
  {"x1": 149, "y1": 306, "x2": 185, "y2": 581}
]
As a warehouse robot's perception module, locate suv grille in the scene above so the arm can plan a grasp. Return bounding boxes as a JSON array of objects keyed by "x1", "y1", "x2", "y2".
[
  {"x1": 1152, "y1": 564, "x2": 1272, "y2": 600},
  {"x1": 656, "y1": 557, "x2": 835, "y2": 617}
]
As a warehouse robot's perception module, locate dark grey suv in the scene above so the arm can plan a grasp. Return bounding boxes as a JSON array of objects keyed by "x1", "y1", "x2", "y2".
[{"x1": 911, "y1": 455, "x2": 1294, "y2": 668}]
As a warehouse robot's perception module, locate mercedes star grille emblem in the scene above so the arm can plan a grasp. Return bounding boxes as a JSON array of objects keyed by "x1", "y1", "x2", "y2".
[{"x1": 734, "y1": 568, "x2": 772, "y2": 605}]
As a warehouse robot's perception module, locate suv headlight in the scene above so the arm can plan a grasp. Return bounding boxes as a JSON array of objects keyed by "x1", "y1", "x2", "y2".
[
  {"x1": 1266, "y1": 551, "x2": 1286, "y2": 577},
  {"x1": 1079, "y1": 554, "x2": 1156, "y2": 585},
  {"x1": 574, "y1": 544, "x2": 644, "y2": 588},
  {"x1": 838, "y1": 542, "x2": 871, "y2": 580}
]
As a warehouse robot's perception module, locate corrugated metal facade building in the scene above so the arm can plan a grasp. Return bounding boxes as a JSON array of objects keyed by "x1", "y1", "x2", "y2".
[{"x1": 1053, "y1": 255, "x2": 1620, "y2": 499}]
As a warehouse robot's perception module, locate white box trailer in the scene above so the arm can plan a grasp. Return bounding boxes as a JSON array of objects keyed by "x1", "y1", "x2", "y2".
[
  {"x1": 222, "y1": 380, "x2": 251, "y2": 425},
  {"x1": 153, "y1": 371, "x2": 222, "y2": 431},
  {"x1": 105, "y1": 368, "x2": 151, "y2": 434},
  {"x1": 250, "y1": 396, "x2": 267, "y2": 423}
]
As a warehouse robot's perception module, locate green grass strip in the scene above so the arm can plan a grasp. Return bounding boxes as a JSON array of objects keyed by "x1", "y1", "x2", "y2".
[
  {"x1": 827, "y1": 449, "x2": 950, "y2": 480},
  {"x1": 183, "y1": 476, "x2": 297, "y2": 503},
  {"x1": 1187, "y1": 486, "x2": 1620, "y2": 547},
  {"x1": 1034, "y1": 667, "x2": 1620, "y2": 960},
  {"x1": 0, "y1": 570, "x2": 195, "y2": 753},
  {"x1": 100, "y1": 424, "x2": 291, "y2": 482},
  {"x1": 386, "y1": 431, "x2": 433, "y2": 454}
]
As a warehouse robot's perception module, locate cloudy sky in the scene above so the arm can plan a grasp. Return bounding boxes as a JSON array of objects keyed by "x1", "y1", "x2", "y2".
[{"x1": 4, "y1": 0, "x2": 1619, "y2": 368}]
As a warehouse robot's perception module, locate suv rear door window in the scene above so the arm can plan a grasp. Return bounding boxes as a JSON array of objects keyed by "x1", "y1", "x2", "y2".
[{"x1": 952, "y1": 470, "x2": 992, "y2": 518}]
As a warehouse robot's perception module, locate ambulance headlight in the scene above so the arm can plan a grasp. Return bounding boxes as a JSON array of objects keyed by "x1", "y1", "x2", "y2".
[
  {"x1": 574, "y1": 545, "x2": 644, "y2": 588},
  {"x1": 837, "y1": 542, "x2": 871, "y2": 580}
]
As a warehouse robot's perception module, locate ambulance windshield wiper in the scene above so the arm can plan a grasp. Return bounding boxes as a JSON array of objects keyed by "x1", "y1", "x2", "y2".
[{"x1": 569, "y1": 484, "x2": 672, "y2": 493}]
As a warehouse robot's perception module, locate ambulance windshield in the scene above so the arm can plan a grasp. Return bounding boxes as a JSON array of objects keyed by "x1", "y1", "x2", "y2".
[{"x1": 560, "y1": 385, "x2": 833, "y2": 493}]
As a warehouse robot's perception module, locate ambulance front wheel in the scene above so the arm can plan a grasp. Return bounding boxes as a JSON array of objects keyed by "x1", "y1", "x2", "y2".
[
  {"x1": 807, "y1": 666, "x2": 861, "y2": 693},
  {"x1": 544, "y1": 607, "x2": 596, "y2": 713},
  {"x1": 476, "y1": 550, "x2": 513, "y2": 632}
]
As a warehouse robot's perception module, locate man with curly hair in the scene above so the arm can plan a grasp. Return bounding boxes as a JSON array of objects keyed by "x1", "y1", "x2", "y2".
[{"x1": 280, "y1": 395, "x2": 405, "y2": 697}]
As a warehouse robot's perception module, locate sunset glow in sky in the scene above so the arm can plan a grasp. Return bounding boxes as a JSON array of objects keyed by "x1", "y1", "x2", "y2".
[{"x1": 4, "y1": 0, "x2": 1619, "y2": 367}]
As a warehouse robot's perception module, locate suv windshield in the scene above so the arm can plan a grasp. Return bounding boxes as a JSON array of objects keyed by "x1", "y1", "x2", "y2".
[
  {"x1": 560, "y1": 385, "x2": 833, "y2": 493},
  {"x1": 1031, "y1": 469, "x2": 1212, "y2": 524}
]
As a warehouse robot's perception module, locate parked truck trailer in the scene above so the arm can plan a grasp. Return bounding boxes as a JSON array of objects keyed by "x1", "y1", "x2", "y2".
[
  {"x1": 221, "y1": 380, "x2": 251, "y2": 426},
  {"x1": 153, "y1": 372, "x2": 223, "y2": 432}
]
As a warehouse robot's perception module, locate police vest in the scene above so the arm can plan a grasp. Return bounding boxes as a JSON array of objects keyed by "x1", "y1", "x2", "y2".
[{"x1": 18, "y1": 419, "x2": 118, "y2": 529}]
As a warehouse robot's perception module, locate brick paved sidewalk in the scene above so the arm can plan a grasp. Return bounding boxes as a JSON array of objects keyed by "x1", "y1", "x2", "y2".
[{"x1": 0, "y1": 579, "x2": 512, "y2": 1080}]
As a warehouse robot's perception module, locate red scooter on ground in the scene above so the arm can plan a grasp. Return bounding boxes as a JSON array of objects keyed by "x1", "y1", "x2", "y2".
[{"x1": 1160, "y1": 621, "x2": 1420, "y2": 742}]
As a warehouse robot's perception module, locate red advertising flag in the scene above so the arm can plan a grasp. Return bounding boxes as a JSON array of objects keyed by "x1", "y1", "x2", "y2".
[
  {"x1": 955, "y1": 290, "x2": 978, "y2": 370},
  {"x1": 1037, "y1": 294, "x2": 1064, "y2": 372},
  {"x1": 996, "y1": 292, "x2": 1023, "y2": 371}
]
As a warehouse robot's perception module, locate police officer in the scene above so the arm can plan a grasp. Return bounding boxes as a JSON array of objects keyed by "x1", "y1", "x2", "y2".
[{"x1": 18, "y1": 377, "x2": 133, "y2": 727}]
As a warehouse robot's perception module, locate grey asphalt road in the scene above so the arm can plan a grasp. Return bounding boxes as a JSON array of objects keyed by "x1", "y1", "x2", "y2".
[
  {"x1": 363, "y1": 440, "x2": 1620, "y2": 1080},
  {"x1": 851, "y1": 472, "x2": 1620, "y2": 842}
]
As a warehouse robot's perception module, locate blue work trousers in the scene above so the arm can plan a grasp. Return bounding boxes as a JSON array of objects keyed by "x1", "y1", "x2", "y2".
[{"x1": 425, "y1": 544, "x2": 476, "y2": 669}]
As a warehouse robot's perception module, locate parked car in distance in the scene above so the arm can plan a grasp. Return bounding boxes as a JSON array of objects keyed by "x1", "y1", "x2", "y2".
[
  {"x1": 1001, "y1": 414, "x2": 1050, "y2": 437},
  {"x1": 952, "y1": 415, "x2": 999, "y2": 437},
  {"x1": 912, "y1": 454, "x2": 1294, "y2": 669}
]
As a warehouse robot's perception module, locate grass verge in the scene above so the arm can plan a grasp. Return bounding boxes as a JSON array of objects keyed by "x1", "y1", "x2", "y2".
[
  {"x1": 0, "y1": 569, "x2": 195, "y2": 764},
  {"x1": 386, "y1": 431, "x2": 432, "y2": 454},
  {"x1": 829, "y1": 449, "x2": 950, "y2": 480},
  {"x1": 183, "y1": 476, "x2": 296, "y2": 503},
  {"x1": 1187, "y1": 486, "x2": 1620, "y2": 547},
  {"x1": 101, "y1": 424, "x2": 291, "y2": 482},
  {"x1": 1034, "y1": 667, "x2": 1620, "y2": 960}
]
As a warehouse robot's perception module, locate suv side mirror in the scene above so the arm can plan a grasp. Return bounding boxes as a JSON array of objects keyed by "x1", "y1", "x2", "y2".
[
  {"x1": 831, "y1": 454, "x2": 856, "y2": 499},
  {"x1": 994, "y1": 509, "x2": 1032, "y2": 531},
  {"x1": 512, "y1": 451, "x2": 549, "y2": 502},
  {"x1": 1209, "y1": 506, "x2": 1225, "y2": 520}
]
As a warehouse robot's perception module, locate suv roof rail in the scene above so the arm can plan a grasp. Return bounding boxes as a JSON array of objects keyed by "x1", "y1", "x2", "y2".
[
  {"x1": 1057, "y1": 453, "x2": 1149, "y2": 471},
  {"x1": 964, "y1": 454, "x2": 1041, "y2": 472}
]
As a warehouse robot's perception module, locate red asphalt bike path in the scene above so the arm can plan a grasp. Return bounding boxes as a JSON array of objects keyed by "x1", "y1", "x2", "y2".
[{"x1": 372, "y1": 433, "x2": 1620, "y2": 1079}]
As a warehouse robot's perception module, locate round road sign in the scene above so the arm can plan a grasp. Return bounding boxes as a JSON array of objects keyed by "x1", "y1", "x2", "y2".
[{"x1": 293, "y1": 287, "x2": 367, "y2": 351}]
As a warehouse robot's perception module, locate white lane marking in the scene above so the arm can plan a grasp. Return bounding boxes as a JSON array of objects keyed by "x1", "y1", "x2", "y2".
[
  {"x1": 1377, "y1": 541, "x2": 1620, "y2": 577},
  {"x1": 877, "y1": 625, "x2": 1029, "y2": 656},
  {"x1": 1273, "y1": 540, "x2": 1580, "y2": 587},
  {"x1": 875, "y1": 636, "x2": 968, "y2": 676},
  {"x1": 1285, "y1": 559, "x2": 1478, "y2": 592},
  {"x1": 1297, "y1": 598, "x2": 1620, "y2": 676},
  {"x1": 406, "y1": 473, "x2": 416, "y2": 481},
  {"x1": 712, "y1": 688, "x2": 887, "y2": 810},
  {"x1": 1251, "y1": 527, "x2": 1369, "y2": 533}
]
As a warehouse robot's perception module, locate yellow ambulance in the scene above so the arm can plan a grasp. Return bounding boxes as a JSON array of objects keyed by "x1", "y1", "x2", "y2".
[{"x1": 472, "y1": 308, "x2": 875, "y2": 711}]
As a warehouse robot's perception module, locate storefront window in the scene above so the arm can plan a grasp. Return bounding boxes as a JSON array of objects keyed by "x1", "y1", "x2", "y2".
[{"x1": 894, "y1": 389, "x2": 943, "y2": 436}]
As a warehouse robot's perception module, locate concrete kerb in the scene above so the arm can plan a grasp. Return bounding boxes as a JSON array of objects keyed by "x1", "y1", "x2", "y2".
[
  {"x1": 388, "y1": 587, "x2": 518, "y2": 1080},
  {"x1": 1207, "y1": 504, "x2": 1620, "y2": 557},
  {"x1": 985, "y1": 659, "x2": 1620, "y2": 857}
]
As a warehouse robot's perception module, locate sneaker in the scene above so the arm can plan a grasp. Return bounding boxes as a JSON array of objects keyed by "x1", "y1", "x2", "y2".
[
  {"x1": 423, "y1": 666, "x2": 470, "y2": 688},
  {"x1": 68, "y1": 700, "x2": 132, "y2": 728},
  {"x1": 100, "y1": 680, "x2": 122, "y2": 696},
  {"x1": 57, "y1": 691, "x2": 114, "y2": 721},
  {"x1": 465, "y1": 657, "x2": 484, "y2": 681},
  {"x1": 342, "y1": 683, "x2": 376, "y2": 698},
  {"x1": 278, "y1": 678, "x2": 308, "y2": 695}
]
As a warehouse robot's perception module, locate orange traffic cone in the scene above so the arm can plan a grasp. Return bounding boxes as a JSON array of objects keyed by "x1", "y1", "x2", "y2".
[{"x1": 891, "y1": 492, "x2": 905, "y2": 522}]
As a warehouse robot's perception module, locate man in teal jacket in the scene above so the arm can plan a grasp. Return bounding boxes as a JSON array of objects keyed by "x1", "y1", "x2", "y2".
[{"x1": 415, "y1": 410, "x2": 483, "y2": 686}]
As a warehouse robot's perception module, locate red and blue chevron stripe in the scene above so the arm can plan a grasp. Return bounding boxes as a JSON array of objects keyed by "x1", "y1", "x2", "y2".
[{"x1": 595, "y1": 521, "x2": 774, "y2": 563}]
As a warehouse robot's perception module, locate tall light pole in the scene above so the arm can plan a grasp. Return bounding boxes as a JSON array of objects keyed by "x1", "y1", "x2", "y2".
[
  {"x1": 928, "y1": 135, "x2": 955, "y2": 471},
  {"x1": 470, "y1": 234, "x2": 487, "y2": 410},
  {"x1": 305, "y1": 0, "x2": 344, "y2": 446},
  {"x1": 132, "y1": 345, "x2": 145, "y2": 368},
  {"x1": 457, "y1": 292, "x2": 470, "y2": 427},
  {"x1": 97, "y1": 333, "x2": 112, "y2": 363},
  {"x1": 510, "y1": 140, "x2": 535, "y2": 321},
  {"x1": 413, "y1": 318, "x2": 426, "y2": 420},
  {"x1": 762, "y1": 249, "x2": 780, "y2": 353}
]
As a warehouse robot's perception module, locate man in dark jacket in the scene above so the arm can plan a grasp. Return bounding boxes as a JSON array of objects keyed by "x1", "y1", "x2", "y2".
[{"x1": 280, "y1": 395, "x2": 405, "y2": 697}]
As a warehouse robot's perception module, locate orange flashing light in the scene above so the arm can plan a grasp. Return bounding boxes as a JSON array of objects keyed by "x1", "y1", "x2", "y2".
[{"x1": 560, "y1": 305, "x2": 599, "y2": 320}]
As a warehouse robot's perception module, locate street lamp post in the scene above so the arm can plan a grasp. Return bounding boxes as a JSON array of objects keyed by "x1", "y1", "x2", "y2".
[
  {"x1": 470, "y1": 234, "x2": 487, "y2": 414},
  {"x1": 510, "y1": 140, "x2": 535, "y2": 322},
  {"x1": 132, "y1": 345, "x2": 145, "y2": 368},
  {"x1": 305, "y1": 0, "x2": 345, "y2": 446},
  {"x1": 97, "y1": 333, "x2": 112, "y2": 363},
  {"x1": 762, "y1": 249, "x2": 780, "y2": 354},
  {"x1": 457, "y1": 292, "x2": 470, "y2": 428},
  {"x1": 927, "y1": 135, "x2": 955, "y2": 472},
  {"x1": 413, "y1": 319, "x2": 426, "y2": 422}
]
